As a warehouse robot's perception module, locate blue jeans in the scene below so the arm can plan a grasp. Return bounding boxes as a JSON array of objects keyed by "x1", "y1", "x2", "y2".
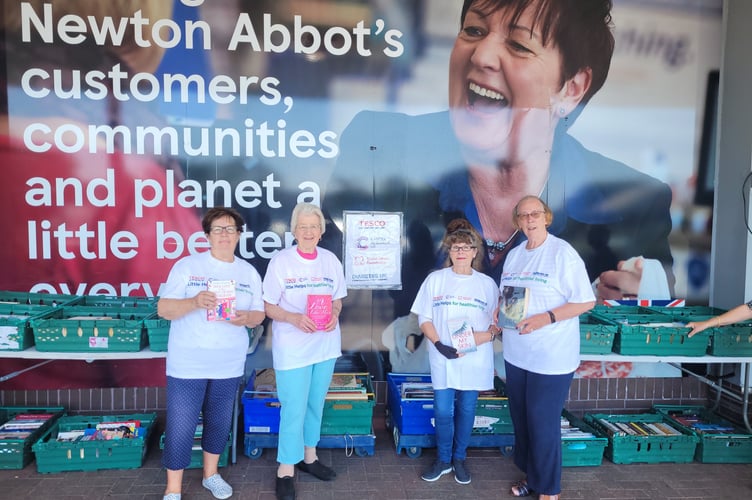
[{"x1": 433, "y1": 388, "x2": 479, "y2": 463}]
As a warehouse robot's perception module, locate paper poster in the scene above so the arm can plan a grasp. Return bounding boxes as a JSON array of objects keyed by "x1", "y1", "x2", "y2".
[{"x1": 343, "y1": 211, "x2": 402, "y2": 289}]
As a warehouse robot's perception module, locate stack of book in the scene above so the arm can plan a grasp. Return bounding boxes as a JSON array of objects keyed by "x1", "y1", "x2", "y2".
[
  {"x1": 400, "y1": 381, "x2": 433, "y2": 400},
  {"x1": 326, "y1": 373, "x2": 369, "y2": 400},
  {"x1": 595, "y1": 417, "x2": 682, "y2": 437},
  {"x1": 0, "y1": 413, "x2": 56, "y2": 440},
  {"x1": 560, "y1": 415, "x2": 596, "y2": 440}
]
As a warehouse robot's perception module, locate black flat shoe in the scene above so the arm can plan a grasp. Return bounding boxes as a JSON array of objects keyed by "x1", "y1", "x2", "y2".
[
  {"x1": 296, "y1": 460, "x2": 336, "y2": 481},
  {"x1": 276, "y1": 476, "x2": 295, "y2": 500}
]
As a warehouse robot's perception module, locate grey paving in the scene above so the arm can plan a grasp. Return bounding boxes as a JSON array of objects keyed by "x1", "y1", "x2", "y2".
[{"x1": 2, "y1": 414, "x2": 751, "y2": 499}]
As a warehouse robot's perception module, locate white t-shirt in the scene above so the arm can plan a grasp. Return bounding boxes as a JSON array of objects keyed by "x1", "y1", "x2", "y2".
[
  {"x1": 500, "y1": 234, "x2": 595, "y2": 375},
  {"x1": 410, "y1": 267, "x2": 500, "y2": 391},
  {"x1": 162, "y1": 250, "x2": 264, "y2": 379},
  {"x1": 263, "y1": 246, "x2": 347, "y2": 371}
]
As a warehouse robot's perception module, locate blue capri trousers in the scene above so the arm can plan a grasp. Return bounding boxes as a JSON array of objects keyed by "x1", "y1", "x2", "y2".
[{"x1": 162, "y1": 376, "x2": 240, "y2": 471}]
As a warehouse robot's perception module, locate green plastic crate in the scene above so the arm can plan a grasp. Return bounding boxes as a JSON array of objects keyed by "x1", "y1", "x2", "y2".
[
  {"x1": 585, "y1": 412, "x2": 698, "y2": 464},
  {"x1": 30, "y1": 305, "x2": 154, "y2": 352},
  {"x1": 596, "y1": 311, "x2": 711, "y2": 356},
  {"x1": 321, "y1": 373, "x2": 375, "y2": 435},
  {"x1": 32, "y1": 413, "x2": 156, "y2": 473},
  {"x1": 0, "y1": 406, "x2": 65, "y2": 469},
  {"x1": 579, "y1": 312, "x2": 618, "y2": 354},
  {"x1": 654, "y1": 405, "x2": 752, "y2": 463},
  {"x1": 158, "y1": 433, "x2": 229, "y2": 468},
  {"x1": 0, "y1": 303, "x2": 63, "y2": 351},
  {"x1": 709, "y1": 323, "x2": 752, "y2": 356},
  {"x1": 143, "y1": 317, "x2": 171, "y2": 351},
  {"x1": 561, "y1": 409, "x2": 608, "y2": 467},
  {"x1": 73, "y1": 295, "x2": 159, "y2": 308},
  {"x1": 0, "y1": 291, "x2": 79, "y2": 307},
  {"x1": 642, "y1": 306, "x2": 726, "y2": 319},
  {"x1": 473, "y1": 378, "x2": 513, "y2": 435}
]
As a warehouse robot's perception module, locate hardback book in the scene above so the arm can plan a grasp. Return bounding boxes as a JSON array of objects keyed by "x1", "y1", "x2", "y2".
[
  {"x1": 207, "y1": 279, "x2": 237, "y2": 321},
  {"x1": 329, "y1": 373, "x2": 361, "y2": 390},
  {"x1": 306, "y1": 294, "x2": 332, "y2": 330},
  {"x1": 498, "y1": 285, "x2": 529, "y2": 329},
  {"x1": 447, "y1": 317, "x2": 476, "y2": 353}
]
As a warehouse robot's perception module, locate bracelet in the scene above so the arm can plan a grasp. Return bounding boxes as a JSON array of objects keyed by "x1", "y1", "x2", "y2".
[{"x1": 547, "y1": 310, "x2": 556, "y2": 323}]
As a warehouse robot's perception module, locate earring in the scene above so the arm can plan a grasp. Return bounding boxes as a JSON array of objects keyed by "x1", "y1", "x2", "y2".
[{"x1": 559, "y1": 107, "x2": 566, "y2": 116}]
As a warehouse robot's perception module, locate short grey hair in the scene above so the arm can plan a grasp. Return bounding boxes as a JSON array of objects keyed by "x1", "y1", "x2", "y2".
[{"x1": 290, "y1": 203, "x2": 326, "y2": 234}]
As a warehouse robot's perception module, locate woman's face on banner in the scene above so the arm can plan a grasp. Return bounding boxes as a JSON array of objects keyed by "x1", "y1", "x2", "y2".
[{"x1": 448, "y1": 2, "x2": 568, "y2": 165}]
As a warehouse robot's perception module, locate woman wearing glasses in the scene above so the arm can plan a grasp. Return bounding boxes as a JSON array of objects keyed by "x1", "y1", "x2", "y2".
[
  {"x1": 158, "y1": 207, "x2": 265, "y2": 500},
  {"x1": 501, "y1": 196, "x2": 595, "y2": 499},
  {"x1": 262, "y1": 202, "x2": 347, "y2": 500},
  {"x1": 410, "y1": 219, "x2": 500, "y2": 486}
]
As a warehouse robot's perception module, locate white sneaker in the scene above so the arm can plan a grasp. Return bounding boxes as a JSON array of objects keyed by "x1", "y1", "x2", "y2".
[{"x1": 202, "y1": 473, "x2": 233, "y2": 499}]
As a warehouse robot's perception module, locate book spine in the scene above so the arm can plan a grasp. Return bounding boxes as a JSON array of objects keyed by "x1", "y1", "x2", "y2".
[{"x1": 597, "y1": 418, "x2": 624, "y2": 436}]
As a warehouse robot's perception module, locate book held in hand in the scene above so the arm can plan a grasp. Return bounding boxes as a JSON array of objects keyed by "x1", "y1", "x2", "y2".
[
  {"x1": 207, "y1": 279, "x2": 236, "y2": 321},
  {"x1": 498, "y1": 285, "x2": 529, "y2": 329},
  {"x1": 447, "y1": 317, "x2": 476, "y2": 353},
  {"x1": 306, "y1": 294, "x2": 332, "y2": 330}
]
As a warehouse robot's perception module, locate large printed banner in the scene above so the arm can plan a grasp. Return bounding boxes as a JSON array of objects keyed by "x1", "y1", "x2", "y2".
[{"x1": 0, "y1": 0, "x2": 722, "y2": 387}]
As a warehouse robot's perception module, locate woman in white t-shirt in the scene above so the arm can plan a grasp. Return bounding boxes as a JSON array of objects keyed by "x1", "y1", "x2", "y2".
[
  {"x1": 502, "y1": 196, "x2": 595, "y2": 500},
  {"x1": 158, "y1": 207, "x2": 265, "y2": 500},
  {"x1": 410, "y1": 219, "x2": 500, "y2": 486},
  {"x1": 262, "y1": 203, "x2": 347, "y2": 500}
]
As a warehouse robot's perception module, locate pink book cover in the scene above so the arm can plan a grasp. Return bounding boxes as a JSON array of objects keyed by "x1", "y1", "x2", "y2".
[
  {"x1": 306, "y1": 294, "x2": 332, "y2": 331},
  {"x1": 207, "y1": 279, "x2": 237, "y2": 321}
]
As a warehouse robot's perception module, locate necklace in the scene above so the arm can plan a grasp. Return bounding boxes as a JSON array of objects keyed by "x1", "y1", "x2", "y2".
[{"x1": 484, "y1": 230, "x2": 519, "y2": 259}]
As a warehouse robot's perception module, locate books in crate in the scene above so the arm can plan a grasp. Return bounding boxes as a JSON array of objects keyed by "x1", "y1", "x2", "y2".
[
  {"x1": 666, "y1": 413, "x2": 735, "y2": 434},
  {"x1": 326, "y1": 373, "x2": 370, "y2": 400},
  {"x1": 250, "y1": 369, "x2": 370, "y2": 400},
  {"x1": 55, "y1": 420, "x2": 145, "y2": 442},
  {"x1": 0, "y1": 413, "x2": 57, "y2": 440},
  {"x1": 595, "y1": 418, "x2": 682, "y2": 437},
  {"x1": 560, "y1": 415, "x2": 596, "y2": 440}
]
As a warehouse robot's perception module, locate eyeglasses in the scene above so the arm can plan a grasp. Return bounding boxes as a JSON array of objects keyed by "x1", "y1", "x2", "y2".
[
  {"x1": 516, "y1": 210, "x2": 545, "y2": 220},
  {"x1": 449, "y1": 245, "x2": 476, "y2": 253},
  {"x1": 209, "y1": 225, "x2": 239, "y2": 234},
  {"x1": 296, "y1": 224, "x2": 321, "y2": 232}
]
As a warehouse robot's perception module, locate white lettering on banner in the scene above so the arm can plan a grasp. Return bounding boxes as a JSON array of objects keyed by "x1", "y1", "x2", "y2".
[
  {"x1": 25, "y1": 169, "x2": 115, "y2": 208},
  {"x1": 21, "y1": 119, "x2": 339, "y2": 159},
  {"x1": 27, "y1": 220, "x2": 138, "y2": 260},
  {"x1": 29, "y1": 282, "x2": 161, "y2": 297},
  {"x1": 21, "y1": 2, "x2": 211, "y2": 50},
  {"x1": 228, "y1": 14, "x2": 404, "y2": 58},
  {"x1": 134, "y1": 171, "x2": 283, "y2": 217}
]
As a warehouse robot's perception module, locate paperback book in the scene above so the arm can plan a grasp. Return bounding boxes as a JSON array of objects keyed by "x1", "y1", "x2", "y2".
[
  {"x1": 306, "y1": 294, "x2": 332, "y2": 330},
  {"x1": 447, "y1": 317, "x2": 476, "y2": 353},
  {"x1": 207, "y1": 279, "x2": 237, "y2": 321},
  {"x1": 498, "y1": 285, "x2": 529, "y2": 329}
]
